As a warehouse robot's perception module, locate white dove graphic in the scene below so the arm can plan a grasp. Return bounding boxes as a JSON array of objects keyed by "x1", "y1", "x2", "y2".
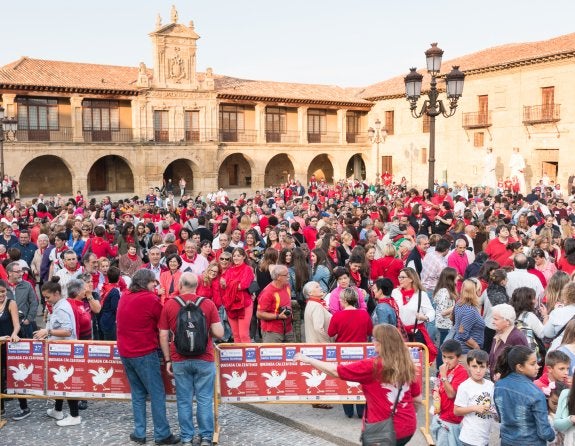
[
  {"x1": 88, "y1": 367, "x2": 114, "y2": 391},
  {"x1": 49, "y1": 365, "x2": 75, "y2": 389},
  {"x1": 382, "y1": 383, "x2": 408, "y2": 408},
  {"x1": 222, "y1": 370, "x2": 248, "y2": 395},
  {"x1": 301, "y1": 370, "x2": 327, "y2": 393},
  {"x1": 261, "y1": 369, "x2": 287, "y2": 394},
  {"x1": 346, "y1": 380, "x2": 361, "y2": 394},
  {"x1": 8, "y1": 363, "x2": 34, "y2": 386}
]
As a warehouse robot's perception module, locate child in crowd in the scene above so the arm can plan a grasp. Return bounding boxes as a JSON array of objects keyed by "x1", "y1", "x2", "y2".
[
  {"x1": 494, "y1": 345, "x2": 556, "y2": 445},
  {"x1": 547, "y1": 381, "x2": 567, "y2": 446},
  {"x1": 453, "y1": 349, "x2": 495, "y2": 446},
  {"x1": 431, "y1": 340, "x2": 468, "y2": 446},
  {"x1": 535, "y1": 350, "x2": 572, "y2": 392}
]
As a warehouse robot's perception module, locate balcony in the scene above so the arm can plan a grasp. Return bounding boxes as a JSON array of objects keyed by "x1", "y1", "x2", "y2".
[
  {"x1": 307, "y1": 132, "x2": 340, "y2": 144},
  {"x1": 15, "y1": 127, "x2": 73, "y2": 142},
  {"x1": 218, "y1": 129, "x2": 257, "y2": 143},
  {"x1": 523, "y1": 104, "x2": 561, "y2": 124},
  {"x1": 462, "y1": 111, "x2": 492, "y2": 129},
  {"x1": 346, "y1": 132, "x2": 370, "y2": 144},
  {"x1": 265, "y1": 131, "x2": 299, "y2": 143},
  {"x1": 83, "y1": 128, "x2": 134, "y2": 142}
]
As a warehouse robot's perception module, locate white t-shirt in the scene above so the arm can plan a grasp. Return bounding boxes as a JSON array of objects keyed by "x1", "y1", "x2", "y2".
[{"x1": 454, "y1": 378, "x2": 495, "y2": 446}]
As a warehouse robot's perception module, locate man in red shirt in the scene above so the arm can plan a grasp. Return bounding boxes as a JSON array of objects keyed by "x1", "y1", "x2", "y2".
[
  {"x1": 302, "y1": 216, "x2": 319, "y2": 249},
  {"x1": 256, "y1": 265, "x2": 294, "y2": 343},
  {"x1": 484, "y1": 224, "x2": 513, "y2": 268},
  {"x1": 159, "y1": 272, "x2": 223, "y2": 446},
  {"x1": 116, "y1": 269, "x2": 179, "y2": 445}
]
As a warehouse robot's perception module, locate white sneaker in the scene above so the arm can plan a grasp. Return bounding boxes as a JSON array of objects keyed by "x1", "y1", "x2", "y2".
[
  {"x1": 56, "y1": 415, "x2": 81, "y2": 426},
  {"x1": 46, "y1": 409, "x2": 64, "y2": 420}
]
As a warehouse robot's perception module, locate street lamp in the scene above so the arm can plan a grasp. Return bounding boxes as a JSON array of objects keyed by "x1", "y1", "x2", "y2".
[
  {"x1": 0, "y1": 106, "x2": 18, "y2": 181},
  {"x1": 368, "y1": 118, "x2": 387, "y2": 183},
  {"x1": 404, "y1": 43, "x2": 465, "y2": 192}
]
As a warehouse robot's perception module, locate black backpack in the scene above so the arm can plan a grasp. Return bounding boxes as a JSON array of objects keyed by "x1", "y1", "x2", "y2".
[{"x1": 173, "y1": 296, "x2": 208, "y2": 356}]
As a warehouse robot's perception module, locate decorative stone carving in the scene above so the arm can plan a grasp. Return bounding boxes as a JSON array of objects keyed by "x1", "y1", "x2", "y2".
[
  {"x1": 156, "y1": 14, "x2": 162, "y2": 29},
  {"x1": 168, "y1": 48, "x2": 186, "y2": 82},
  {"x1": 170, "y1": 5, "x2": 178, "y2": 23}
]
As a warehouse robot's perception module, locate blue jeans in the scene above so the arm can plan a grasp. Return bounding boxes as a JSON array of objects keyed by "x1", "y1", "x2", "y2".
[
  {"x1": 219, "y1": 307, "x2": 232, "y2": 342},
  {"x1": 436, "y1": 328, "x2": 450, "y2": 368},
  {"x1": 172, "y1": 359, "x2": 216, "y2": 442},
  {"x1": 121, "y1": 351, "x2": 172, "y2": 441}
]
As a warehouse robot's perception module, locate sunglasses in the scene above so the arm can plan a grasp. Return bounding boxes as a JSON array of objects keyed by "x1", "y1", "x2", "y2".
[{"x1": 220, "y1": 257, "x2": 231, "y2": 261}]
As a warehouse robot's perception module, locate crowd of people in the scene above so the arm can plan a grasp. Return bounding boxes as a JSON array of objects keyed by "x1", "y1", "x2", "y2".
[{"x1": 2, "y1": 174, "x2": 575, "y2": 444}]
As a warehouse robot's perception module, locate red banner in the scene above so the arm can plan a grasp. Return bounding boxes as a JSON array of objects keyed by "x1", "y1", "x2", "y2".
[
  {"x1": 5, "y1": 340, "x2": 45, "y2": 396},
  {"x1": 217, "y1": 343, "x2": 424, "y2": 404}
]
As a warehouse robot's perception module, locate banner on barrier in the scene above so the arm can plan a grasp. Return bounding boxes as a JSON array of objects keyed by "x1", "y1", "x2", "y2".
[
  {"x1": 6, "y1": 340, "x2": 45, "y2": 396},
  {"x1": 217, "y1": 343, "x2": 423, "y2": 404}
]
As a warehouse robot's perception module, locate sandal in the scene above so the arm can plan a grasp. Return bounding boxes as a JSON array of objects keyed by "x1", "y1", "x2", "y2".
[{"x1": 312, "y1": 404, "x2": 333, "y2": 409}]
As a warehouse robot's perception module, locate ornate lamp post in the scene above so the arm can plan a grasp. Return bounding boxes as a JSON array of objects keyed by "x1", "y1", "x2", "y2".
[
  {"x1": 367, "y1": 118, "x2": 386, "y2": 183},
  {"x1": 0, "y1": 106, "x2": 18, "y2": 181},
  {"x1": 404, "y1": 43, "x2": 465, "y2": 191}
]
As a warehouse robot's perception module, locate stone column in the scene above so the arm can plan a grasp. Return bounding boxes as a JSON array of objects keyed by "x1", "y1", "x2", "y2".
[
  {"x1": 131, "y1": 98, "x2": 147, "y2": 142},
  {"x1": 255, "y1": 102, "x2": 266, "y2": 144},
  {"x1": 72, "y1": 176, "x2": 88, "y2": 196},
  {"x1": 69, "y1": 96, "x2": 84, "y2": 142},
  {"x1": 0, "y1": 94, "x2": 16, "y2": 118},
  {"x1": 297, "y1": 106, "x2": 308, "y2": 144},
  {"x1": 337, "y1": 109, "x2": 347, "y2": 144}
]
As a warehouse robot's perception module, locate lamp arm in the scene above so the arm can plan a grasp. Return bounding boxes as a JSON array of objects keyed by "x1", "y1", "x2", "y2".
[
  {"x1": 410, "y1": 100, "x2": 429, "y2": 119},
  {"x1": 440, "y1": 97, "x2": 460, "y2": 118}
]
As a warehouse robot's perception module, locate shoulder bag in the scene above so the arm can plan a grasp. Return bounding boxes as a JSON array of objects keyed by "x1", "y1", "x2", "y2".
[{"x1": 360, "y1": 383, "x2": 402, "y2": 446}]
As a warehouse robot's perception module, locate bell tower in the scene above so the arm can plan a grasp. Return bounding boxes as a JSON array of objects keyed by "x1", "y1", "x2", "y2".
[{"x1": 149, "y1": 5, "x2": 200, "y2": 90}]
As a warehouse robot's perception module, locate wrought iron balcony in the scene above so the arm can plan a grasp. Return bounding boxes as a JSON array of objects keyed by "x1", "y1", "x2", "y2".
[
  {"x1": 523, "y1": 104, "x2": 561, "y2": 124},
  {"x1": 462, "y1": 111, "x2": 492, "y2": 129}
]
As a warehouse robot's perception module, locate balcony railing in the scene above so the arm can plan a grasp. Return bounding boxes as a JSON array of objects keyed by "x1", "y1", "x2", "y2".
[
  {"x1": 10, "y1": 126, "x2": 372, "y2": 145},
  {"x1": 523, "y1": 104, "x2": 561, "y2": 124},
  {"x1": 462, "y1": 111, "x2": 492, "y2": 129}
]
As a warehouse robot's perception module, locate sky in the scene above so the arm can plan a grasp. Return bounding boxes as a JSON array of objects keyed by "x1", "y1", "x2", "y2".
[{"x1": 3, "y1": 0, "x2": 575, "y2": 87}]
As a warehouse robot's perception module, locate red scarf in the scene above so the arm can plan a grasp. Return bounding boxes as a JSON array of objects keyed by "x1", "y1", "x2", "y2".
[
  {"x1": 65, "y1": 264, "x2": 80, "y2": 274},
  {"x1": 307, "y1": 296, "x2": 327, "y2": 309},
  {"x1": 127, "y1": 253, "x2": 139, "y2": 261},
  {"x1": 181, "y1": 253, "x2": 197, "y2": 263},
  {"x1": 400, "y1": 288, "x2": 415, "y2": 305},
  {"x1": 328, "y1": 248, "x2": 338, "y2": 265},
  {"x1": 124, "y1": 235, "x2": 134, "y2": 244},
  {"x1": 350, "y1": 270, "x2": 361, "y2": 287}
]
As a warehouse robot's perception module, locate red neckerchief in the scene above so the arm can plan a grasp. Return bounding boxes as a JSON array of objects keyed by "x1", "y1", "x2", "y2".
[
  {"x1": 307, "y1": 296, "x2": 327, "y2": 308},
  {"x1": 417, "y1": 246, "x2": 426, "y2": 258},
  {"x1": 182, "y1": 253, "x2": 197, "y2": 263},
  {"x1": 328, "y1": 248, "x2": 338, "y2": 265},
  {"x1": 56, "y1": 245, "x2": 67, "y2": 254},
  {"x1": 350, "y1": 270, "x2": 361, "y2": 287},
  {"x1": 400, "y1": 288, "x2": 415, "y2": 305},
  {"x1": 124, "y1": 235, "x2": 134, "y2": 244},
  {"x1": 65, "y1": 264, "x2": 80, "y2": 273},
  {"x1": 127, "y1": 253, "x2": 139, "y2": 261}
]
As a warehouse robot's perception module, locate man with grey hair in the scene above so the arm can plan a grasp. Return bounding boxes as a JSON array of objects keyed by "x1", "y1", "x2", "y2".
[
  {"x1": 302, "y1": 281, "x2": 332, "y2": 344},
  {"x1": 6, "y1": 261, "x2": 38, "y2": 338},
  {"x1": 506, "y1": 253, "x2": 544, "y2": 302},
  {"x1": 159, "y1": 272, "x2": 223, "y2": 446},
  {"x1": 256, "y1": 264, "x2": 294, "y2": 343},
  {"x1": 54, "y1": 250, "x2": 83, "y2": 299},
  {"x1": 366, "y1": 229, "x2": 386, "y2": 259},
  {"x1": 406, "y1": 234, "x2": 430, "y2": 274}
]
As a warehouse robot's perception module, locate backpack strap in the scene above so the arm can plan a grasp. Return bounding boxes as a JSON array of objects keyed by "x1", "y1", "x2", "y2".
[{"x1": 174, "y1": 296, "x2": 186, "y2": 307}]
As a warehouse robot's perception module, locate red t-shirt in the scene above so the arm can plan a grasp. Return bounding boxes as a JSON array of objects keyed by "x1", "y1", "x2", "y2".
[
  {"x1": 158, "y1": 293, "x2": 220, "y2": 363},
  {"x1": 557, "y1": 257, "x2": 575, "y2": 275},
  {"x1": 438, "y1": 363, "x2": 468, "y2": 423},
  {"x1": 337, "y1": 358, "x2": 421, "y2": 440},
  {"x1": 327, "y1": 309, "x2": 373, "y2": 342},
  {"x1": 257, "y1": 283, "x2": 293, "y2": 334},
  {"x1": 116, "y1": 290, "x2": 163, "y2": 358},
  {"x1": 484, "y1": 238, "x2": 513, "y2": 268}
]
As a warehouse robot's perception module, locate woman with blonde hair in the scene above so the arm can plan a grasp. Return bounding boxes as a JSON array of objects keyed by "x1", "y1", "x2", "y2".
[
  {"x1": 453, "y1": 278, "x2": 485, "y2": 360},
  {"x1": 545, "y1": 271, "x2": 570, "y2": 312},
  {"x1": 295, "y1": 324, "x2": 422, "y2": 446},
  {"x1": 545, "y1": 282, "x2": 575, "y2": 347},
  {"x1": 557, "y1": 319, "x2": 575, "y2": 377}
]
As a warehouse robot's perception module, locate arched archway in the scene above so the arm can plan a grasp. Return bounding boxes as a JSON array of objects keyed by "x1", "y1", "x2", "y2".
[
  {"x1": 88, "y1": 155, "x2": 134, "y2": 193},
  {"x1": 307, "y1": 154, "x2": 334, "y2": 184},
  {"x1": 264, "y1": 154, "x2": 295, "y2": 187},
  {"x1": 218, "y1": 153, "x2": 252, "y2": 188},
  {"x1": 163, "y1": 159, "x2": 194, "y2": 193},
  {"x1": 346, "y1": 154, "x2": 366, "y2": 180},
  {"x1": 20, "y1": 155, "x2": 73, "y2": 196}
]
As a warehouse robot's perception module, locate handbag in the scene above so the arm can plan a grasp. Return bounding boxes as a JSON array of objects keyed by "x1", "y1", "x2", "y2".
[
  {"x1": 406, "y1": 291, "x2": 423, "y2": 343},
  {"x1": 248, "y1": 280, "x2": 260, "y2": 296},
  {"x1": 360, "y1": 383, "x2": 402, "y2": 446}
]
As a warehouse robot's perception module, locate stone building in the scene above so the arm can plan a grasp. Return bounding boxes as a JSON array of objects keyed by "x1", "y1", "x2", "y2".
[{"x1": 1, "y1": 7, "x2": 575, "y2": 197}]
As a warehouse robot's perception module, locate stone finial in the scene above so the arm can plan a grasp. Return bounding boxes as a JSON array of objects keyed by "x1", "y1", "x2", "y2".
[
  {"x1": 170, "y1": 5, "x2": 178, "y2": 23},
  {"x1": 156, "y1": 13, "x2": 162, "y2": 29},
  {"x1": 189, "y1": 20, "x2": 195, "y2": 29}
]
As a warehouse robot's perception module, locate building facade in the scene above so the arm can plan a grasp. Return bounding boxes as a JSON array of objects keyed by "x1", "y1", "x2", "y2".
[{"x1": 1, "y1": 8, "x2": 575, "y2": 197}]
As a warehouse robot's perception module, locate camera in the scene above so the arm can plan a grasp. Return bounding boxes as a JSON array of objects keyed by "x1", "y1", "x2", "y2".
[{"x1": 279, "y1": 306, "x2": 292, "y2": 317}]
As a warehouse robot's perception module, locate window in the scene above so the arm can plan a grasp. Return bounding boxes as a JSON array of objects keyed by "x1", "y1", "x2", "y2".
[
  {"x1": 478, "y1": 95, "x2": 488, "y2": 125},
  {"x1": 346, "y1": 111, "x2": 360, "y2": 143},
  {"x1": 219, "y1": 105, "x2": 245, "y2": 142},
  {"x1": 385, "y1": 111, "x2": 394, "y2": 136},
  {"x1": 154, "y1": 110, "x2": 169, "y2": 142},
  {"x1": 308, "y1": 109, "x2": 326, "y2": 143},
  {"x1": 474, "y1": 132, "x2": 484, "y2": 148},
  {"x1": 542, "y1": 87, "x2": 555, "y2": 120},
  {"x1": 266, "y1": 107, "x2": 286, "y2": 142},
  {"x1": 17, "y1": 97, "x2": 58, "y2": 140},
  {"x1": 422, "y1": 114, "x2": 430, "y2": 133},
  {"x1": 83, "y1": 100, "x2": 119, "y2": 141},
  {"x1": 185, "y1": 110, "x2": 200, "y2": 142}
]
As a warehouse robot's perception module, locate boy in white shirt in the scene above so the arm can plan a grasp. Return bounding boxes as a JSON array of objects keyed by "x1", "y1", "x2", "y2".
[{"x1": 454, "y1": 349, "x2": 495, "y2": 446}]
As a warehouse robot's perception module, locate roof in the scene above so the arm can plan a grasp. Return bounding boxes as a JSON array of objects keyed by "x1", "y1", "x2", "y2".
[
  {"x1": 360, "y1": 32, "x2": 575, "y2": 100},
  {"x1": 0, "y1": 57, "x2": 144, "y2": 94},
  {"x1": 214, "y1": 77, "x2": 371, "y2": 107}
]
